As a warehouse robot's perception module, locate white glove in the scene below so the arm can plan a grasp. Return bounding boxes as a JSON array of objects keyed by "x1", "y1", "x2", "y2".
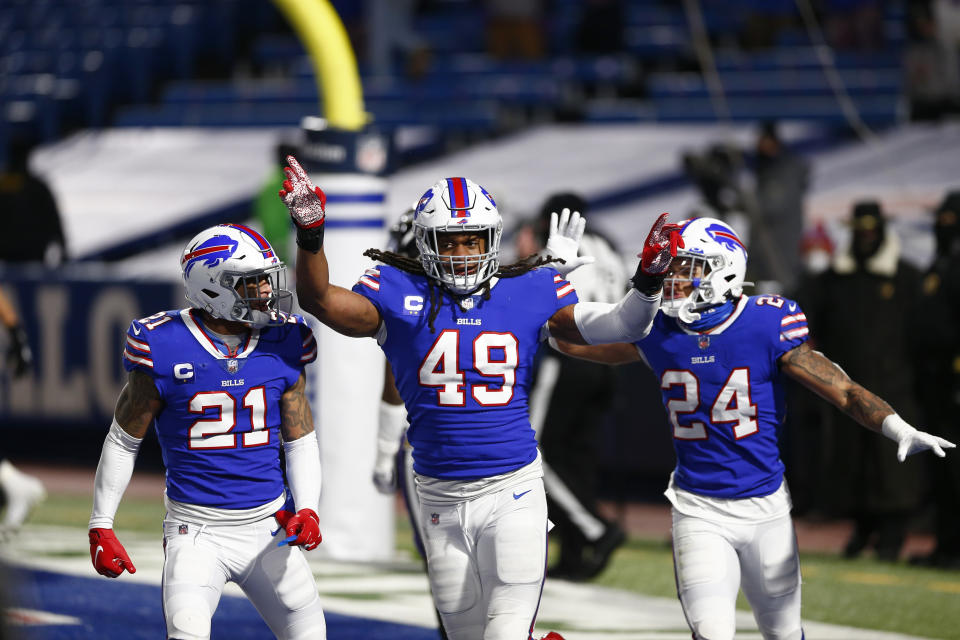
[
  {"x1": 881, "y1": 414, "x2": 956, "y2": 462},
  {"x1": 543, "y1": 208, "x2": 595, "y2": 277}
]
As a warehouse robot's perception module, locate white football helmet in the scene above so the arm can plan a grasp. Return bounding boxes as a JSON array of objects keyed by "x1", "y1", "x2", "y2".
[
  {"x1": 662, "y1": 217, "x2": 751, "y2": 323},
  {"x1": 181, "y1": 224, "x2": 292, "y2": 328},
  {"x1": 412, "y1": 177, "x2": 502, "y2": 294}
]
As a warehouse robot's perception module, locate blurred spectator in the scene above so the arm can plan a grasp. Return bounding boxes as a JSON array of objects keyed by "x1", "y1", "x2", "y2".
[
  {"x1": 822, "y1": 0, "x2": 884, "y2": 50},
  {"x1": 575, "y1": 0, "x2": 625, "y2": 54},
  {"x1": 682, "y1": 143, "x2": 746, "y2": 222},
  {"x1": 910, "y1": 190, "x2": 960, "y2": 569},
  {"x1": 516, "y1": 193, "x2": 627, "y2": 581},
  {"x1": 905, "y1": 0, "x2": 960, "y2": 119},
  {"x1": 366, "y1": 0, "x2": 430, "y2": 78},
  {"x1": 0, "y1": 138, "x2": 66, "y2": 266},
  {"x1": 748, "y1": 121, "x2": 810, "y2": 294},
  {"x1": 0, "y1": 287, "x2": 45, "y2": 533},
  {"x1": 801, "y1": 201, "x2": 924, "y2": 561},
  {"x1": 798, "y1": 220, "x2": 835, "y2": 276},
  {"x1": 253, "y1": 141, "x2": 299, "y2": 265},
  {"x1": 485, "y1": 0, "x2": 545, "y2": 60}
]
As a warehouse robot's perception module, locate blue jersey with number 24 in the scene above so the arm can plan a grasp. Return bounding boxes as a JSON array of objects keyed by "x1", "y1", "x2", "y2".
[
  {"x1": 353, "y1": 265, "x2": 577, "y2": 480},
  {"x1": 635, "y1": 295, "x2": 810, "y2": 499}
]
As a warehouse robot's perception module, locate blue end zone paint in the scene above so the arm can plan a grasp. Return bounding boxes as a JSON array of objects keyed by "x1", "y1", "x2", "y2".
[{"x1": 8, "y1": 567, "x2": 440, "y2": 639}]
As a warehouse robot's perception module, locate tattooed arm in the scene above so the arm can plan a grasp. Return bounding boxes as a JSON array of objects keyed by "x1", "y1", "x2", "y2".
[
  {"x1": 115, "y1": 369, "x2": 165, "y2": 437},
  {"x1": 280, "y1": 371, "x2": 315, "y2": 442},
  {"x1": 280, "y1": 371, "x2": 322, "y2": 513},
  {"x1": 779, "y1": 341, "x2": 891, "y2": 433},
  {"x1": 780, "y1": 341, "x2": 954, "y2": 460}
]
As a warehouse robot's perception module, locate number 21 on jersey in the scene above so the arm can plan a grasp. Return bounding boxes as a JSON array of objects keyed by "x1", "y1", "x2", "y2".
[
  {"x1": 661, "y1": 368, "x2": 758, "y2": 440},
  {"x1": 189, "y1": 388, "x2": 269, "y2": 449},
  {"x1": 419, "y1": 330, "x2": 518, "y2": 406}
]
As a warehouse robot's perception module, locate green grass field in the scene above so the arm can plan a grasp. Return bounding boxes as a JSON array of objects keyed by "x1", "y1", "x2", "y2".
[{"x1": 35, "y1": 492, "x2": 960, "y2": 640}]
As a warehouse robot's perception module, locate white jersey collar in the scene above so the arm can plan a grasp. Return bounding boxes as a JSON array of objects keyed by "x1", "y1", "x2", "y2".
[{"x1": 180, "y1": 309, "x2": 260, "y2": 359}]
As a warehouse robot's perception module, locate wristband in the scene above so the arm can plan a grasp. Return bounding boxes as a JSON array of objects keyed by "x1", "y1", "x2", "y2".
[{"x1": 296, "y1": 224, "x2": 324, "y2": 254}]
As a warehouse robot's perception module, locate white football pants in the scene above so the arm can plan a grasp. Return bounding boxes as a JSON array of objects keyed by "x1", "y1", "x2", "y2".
[
  {"x1": 162, "y1": 516, "x2": 326, "y2": 640},
  {"x1": 418, "y1": 477, "x2": 548, "y2": 640},
  {"x1": 671, "y1": 508, "x2": 803, "y2": 640}
]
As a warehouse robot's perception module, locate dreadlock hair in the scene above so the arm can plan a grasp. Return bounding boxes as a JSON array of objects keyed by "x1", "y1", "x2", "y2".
[{"x1": 363, "y1": 249, "x2": 563, "y2": 333}]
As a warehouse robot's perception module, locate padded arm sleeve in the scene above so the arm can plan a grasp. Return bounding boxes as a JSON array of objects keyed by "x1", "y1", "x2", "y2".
[
  {"x1": 573, "y1": 288, "x2": 661, "y2": 345},
  {"x1": 284, "y1": 431, "x2": 321, "y2": 512},
  {"x1": 377, "y1": 401, "x2": 407, "y2": 458},
  {"x1": 89, "y1": 419, "x2": 143, "y2": 529}
]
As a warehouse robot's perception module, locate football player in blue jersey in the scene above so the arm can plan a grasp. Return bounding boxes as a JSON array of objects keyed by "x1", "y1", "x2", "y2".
[
  {"x1": 551, "y1": 216, "x2": 956, "y2": 640},
  {"x1": 88, "y1": 223, "x2": 327, "y2": 640},
  {"x1": 279, "y1": 156, "x2": 676, "y2": 640}
]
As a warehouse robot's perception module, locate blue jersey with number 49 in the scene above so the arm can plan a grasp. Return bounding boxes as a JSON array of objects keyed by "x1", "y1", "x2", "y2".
[
  {"x1": 635, "y1": 295, "x2": 809, "y2": 499},
  {"x1": 353, "y1": 265, "x2": 577, "y2": 479},
  {"x1": 122, "y1": 309, "x2": 317, "y2": 509}
]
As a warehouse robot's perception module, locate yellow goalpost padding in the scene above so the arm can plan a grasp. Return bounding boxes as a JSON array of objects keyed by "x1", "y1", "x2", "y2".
[{"x1": 271, "y1": 0, "x2": 366, "y2": 131}]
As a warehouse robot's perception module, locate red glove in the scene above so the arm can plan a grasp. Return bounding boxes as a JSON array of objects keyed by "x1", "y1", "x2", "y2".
[
  {"x1": 639, "y1": 212, "x2": 685, "y2": 275},
  {"x1": 278, "y1": 155, "x2": 327, "y2": 253},
  {"x1": 274, "y1": 508, "x2": 322, "y2": 551},
  {"x1": 633, "y1": 213, "x2": 685, "y2": 295},
  {"x1": 89, "y1": 528, "x2": 136, "y2": 578}
]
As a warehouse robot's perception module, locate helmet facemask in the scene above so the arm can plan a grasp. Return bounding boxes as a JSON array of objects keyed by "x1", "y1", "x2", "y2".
[
  {"x1": 663, "y1": 253, "x2": 734, "y2": 323},
  {"x1": 417, "y1": 226, "x2": 501, "y2": 295},
  {"x1": 220, "y1": 263, "x2": 293, "y2": 328}
]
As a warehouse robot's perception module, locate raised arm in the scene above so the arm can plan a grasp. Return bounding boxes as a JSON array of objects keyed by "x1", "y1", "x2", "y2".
[
  {"x1": 780, "y1": 341, "x2": 955, "y2": 461},
  {"x1": 279, "y1": 155, "x2": 382, "y2": 338},
  {"x1": 547, "y1": 212, "x2": 682, "y2": 345}
]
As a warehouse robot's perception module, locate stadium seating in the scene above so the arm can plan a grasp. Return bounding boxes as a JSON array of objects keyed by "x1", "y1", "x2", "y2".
[{"x1": 1, "y1": 0, "x2": 909, "y2": 169}]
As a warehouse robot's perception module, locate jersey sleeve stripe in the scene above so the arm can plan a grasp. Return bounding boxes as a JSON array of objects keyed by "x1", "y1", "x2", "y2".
[
  {"x1": 123, "y1": 349, "x2": 154, "y2": 367},
  {"x1": 126, "y1": 335, "x2": 150, "y2": 353},
  {"x1": 780, "y1": 327, "x2": 809, "y2": 341},
  {"x1": 781, "y1": 313, "x2": 807, "y2": 326},
  {"x1": 300, "y1": 346, "x2": 317, "y2": 362},
  {"x1": 556, "y1": 283, "x2": 575, "y2": 298},
  {"x1": 302, "y1": 334, "x2": 316, "y2": 348},
  {"x1": 553, "y1": 274, "x2": 563, "y2": 282},
  {"x1": 364, "y1": 268, "x2": 381, "y2": 279},
  {"x1": 359, "y1": 275, "x2": 381, "y2": 291}
]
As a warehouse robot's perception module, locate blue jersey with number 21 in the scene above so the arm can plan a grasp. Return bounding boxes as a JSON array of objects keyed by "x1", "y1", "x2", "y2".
[
  {"x1": 635, "y1": 295, "x2": 810, "y2": 499},
  {"x1": 353, "y1": 265, "x2": 577, "y2": 480},
  {"x1": 122, "y1": 309, "x2": 317, "y2": 509}
]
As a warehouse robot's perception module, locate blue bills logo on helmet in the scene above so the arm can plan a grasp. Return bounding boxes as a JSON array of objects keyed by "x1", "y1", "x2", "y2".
[
  {"x1": 181, "y1": 234, "x2": 239, "y2": 276},
  {"x1": 479, "y1": 185, "x2": 496, "y2": 207},
  {"x1": 225, "y1": 223, "x2": 277, "y2": 263},
  {"x1": 415, "y1": 189, "x2": 434, "y2": 218},
  {"x1": 705, "y1": 223, "x2": 747, "y2": 256}
]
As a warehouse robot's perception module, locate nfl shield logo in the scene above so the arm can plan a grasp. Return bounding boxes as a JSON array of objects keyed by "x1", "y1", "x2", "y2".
[
  {"x1": 431, "y1": 513, "x2": 440, "y2": 525},
  {"x1": 178, "y1": 524, "x2": 189, "y2": 535},
  {"x1": 698, "y1": 335, "x2": 710, "y2": 350},
  {"x1": 227, "y1": 359, "x2": 239, "y2": 374}
]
